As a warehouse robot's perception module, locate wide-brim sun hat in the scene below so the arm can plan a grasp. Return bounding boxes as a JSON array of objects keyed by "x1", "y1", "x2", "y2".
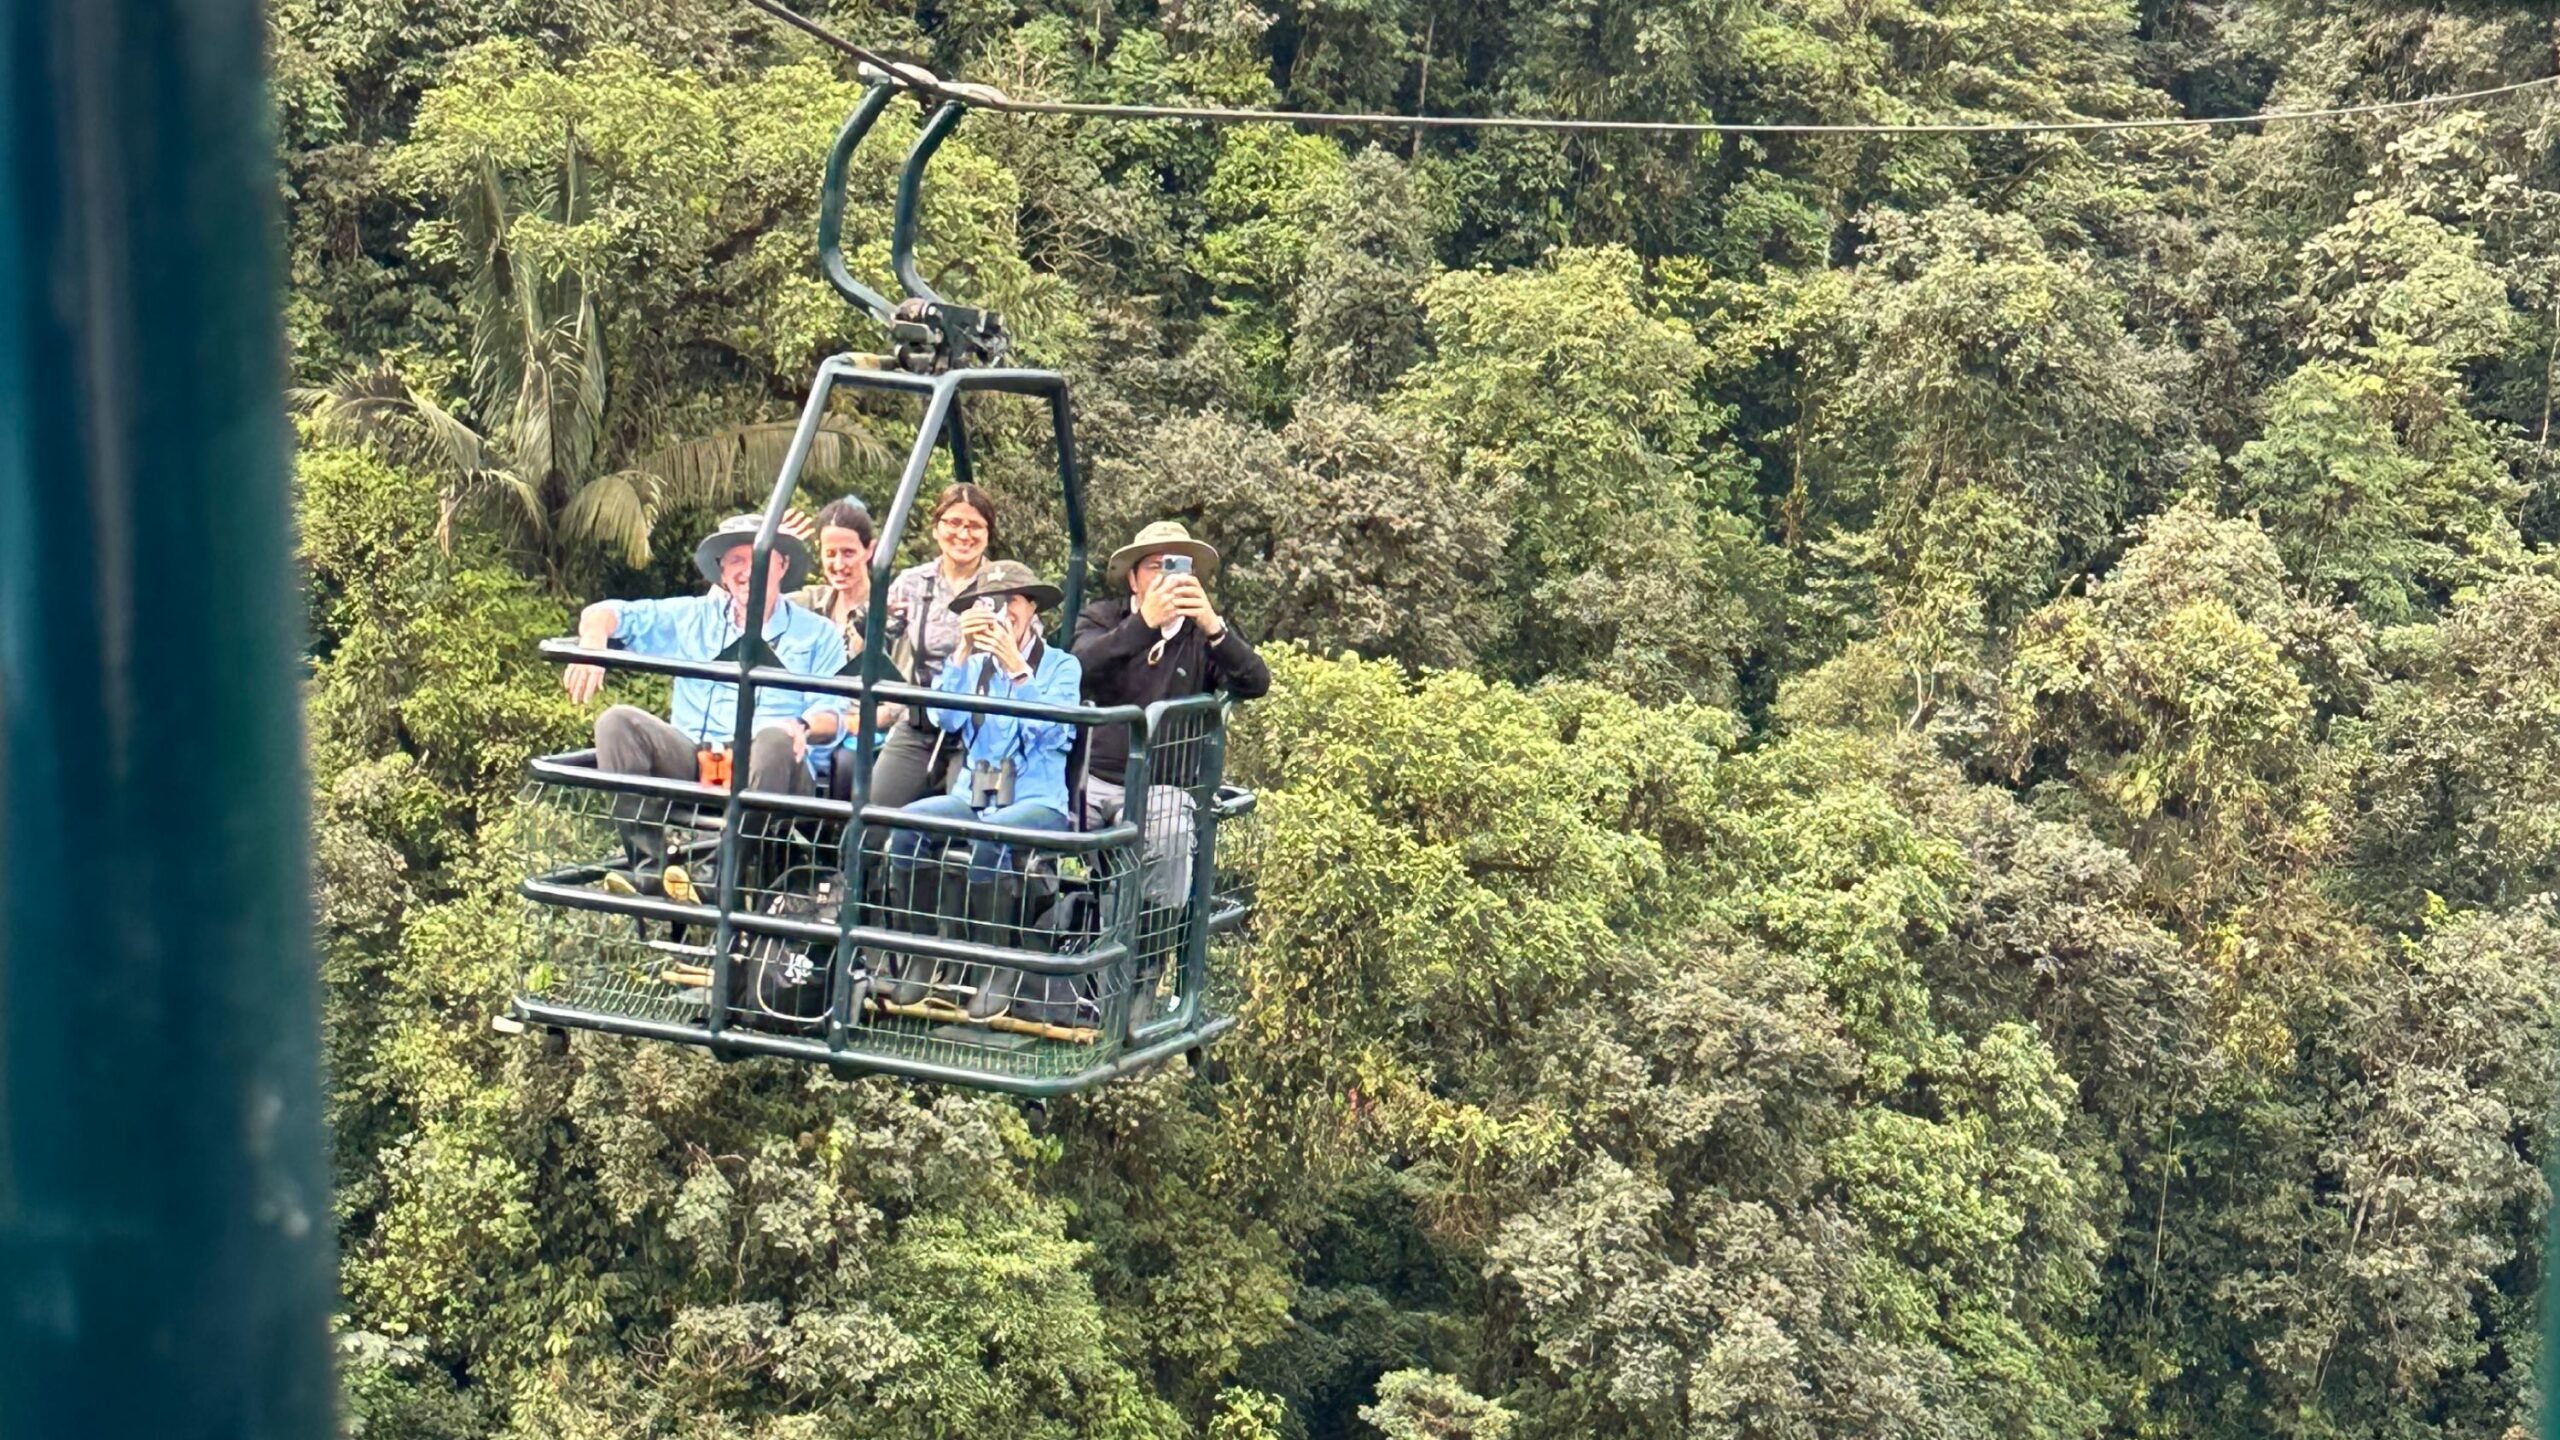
[
  {"x1": 694, "y1": 514, "x2": 812, "y2": 589},
  {"x1": 1104, "y1": 520, "x2": 1220, "y2": 585},
  {"x1": 947, "y1": 559, "x2": 1064, "y2": 613}
]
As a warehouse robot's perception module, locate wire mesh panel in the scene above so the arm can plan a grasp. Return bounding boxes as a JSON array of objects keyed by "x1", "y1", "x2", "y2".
[
  {"x1": 513, "y1": 772, "x2": 729, "y2": 1029},
  {"x1": 515, "y1": 770, "x2": 725, "y2": 898},
  {"x1": 1210, "y1": 786, "x2": 1259, "y2": 928},
  {"x1": 511, "y1": 703, "x2": 1249, "y2": 1088},
  {"x1": 811, "y1": 816, "x2": 1138, "y2": 1078},
  {"x1": 518, "y1": 900, "x2": 723, "y2": 1027},
  {"x1": 1119, "y1": 703, "x2": 1224, "y2": 1035}
]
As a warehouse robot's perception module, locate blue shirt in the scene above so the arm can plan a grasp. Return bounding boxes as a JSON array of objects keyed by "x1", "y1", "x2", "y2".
[
  {"x1": 926, "y1": 639, "x2": 1083, "y2": 815},
  {"x1": 611, "y1": 589, "x2": 849, "y2": 746}
]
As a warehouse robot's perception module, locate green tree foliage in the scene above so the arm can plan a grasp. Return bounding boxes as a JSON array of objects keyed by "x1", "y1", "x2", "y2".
[
  {"x1": 285, "y1": 2, "x2": 2560, "y2": 1436},
  {"x1": 1401, "y1": 246, "x2": 1774, "y2": 698},
  {"x1": 1996, "y1": 500, "x2": 2371, "y2": 924},
  {"x1": 2231, "y1": 356, "x2": 2521, "y2": 623},
  {"x1": 1290, "y1": 150, "x2": 1446, "y2": 401},
  {"x1": 1803, "y1": 203, "x2": 2182, "y2": 672},
  {"x1": 2349, "y1": 575, "x2": 2560, "y2": 919},
  {"x1": 1359, "y1": 1370, "x2": 1515, "y2": 1439}
]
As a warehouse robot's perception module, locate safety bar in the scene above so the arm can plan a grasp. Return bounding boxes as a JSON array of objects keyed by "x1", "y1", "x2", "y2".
[
  {"x1": 521, "y1": 879, "x2": 1132, "y2": 978},
  {"x1": 852, "y1": 803, "x2": 1129, "y2": 851},
  {"x1": 538, "y1": 645, "x2": 1230, "y2": 736},
  {"x1": 510, "y1": 995, "x2": 1237, "y2": 1098},
  {"x1": 525, "y1": 751, "x2": 1146, "y2": 853}
]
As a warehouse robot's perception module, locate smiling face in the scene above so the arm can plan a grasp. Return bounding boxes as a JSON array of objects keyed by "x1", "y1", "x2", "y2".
[
  {"x1": 934, "y1": 499, "x2": 989, "y2": 568},
  {"x1": 820, "y1": 524, "x2": 869, "y2": 593},
  {"x1": 718, "y1": 544, "x2": 787, "y2": 620}
]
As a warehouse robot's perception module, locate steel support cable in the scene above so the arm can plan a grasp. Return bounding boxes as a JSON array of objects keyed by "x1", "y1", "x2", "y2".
[{"x1": 742, "y1": 0, "x2": 2560, "y2": 136}]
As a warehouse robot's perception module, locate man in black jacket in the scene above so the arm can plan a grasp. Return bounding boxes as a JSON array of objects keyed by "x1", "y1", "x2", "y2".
[{"x1": 1073, "y1": 521, "x2": 1270, "y2": 906}]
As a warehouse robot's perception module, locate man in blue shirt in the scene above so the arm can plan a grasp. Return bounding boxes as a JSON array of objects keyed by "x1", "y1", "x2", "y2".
[
  {"x1": 877, "y1": 561, "x2": 1082, "y2": 1018},
  {"x1": 563, "y1": 515, "x2": 850, "y2": 899}
]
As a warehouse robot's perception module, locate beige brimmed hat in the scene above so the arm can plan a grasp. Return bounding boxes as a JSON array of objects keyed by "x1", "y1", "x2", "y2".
[
  {"x1": 694, "y1": 514, "x2": 812, "y2": 589},
  {"x1": 1105, "y1": 520, "x2": 1220, "y2": 585},
  {"x1": 947, "y1": 559, "x2": 1064, "y2": 613}
]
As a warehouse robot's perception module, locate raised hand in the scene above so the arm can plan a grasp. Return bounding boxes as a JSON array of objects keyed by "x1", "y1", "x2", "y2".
[
  {"x1": 1138, "y1": 574, "x2": 1182, "y2": 628},
  {"x1": 982, "y1": 618, "x2": 1028, "y2": 678},
  {"x1": 1164, "y1": 576, "x2": 1220, "y2": 634}
]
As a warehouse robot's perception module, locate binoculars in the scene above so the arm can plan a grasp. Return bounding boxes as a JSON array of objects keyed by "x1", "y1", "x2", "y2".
[{"x1": 969, "y1": 759, "x2": 1018, "y2": 810}]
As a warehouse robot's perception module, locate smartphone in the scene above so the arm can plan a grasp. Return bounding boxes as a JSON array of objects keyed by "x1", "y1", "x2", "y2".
[{"x1": 1159, "y1": 554, "x2": 1194, "y2": 577}]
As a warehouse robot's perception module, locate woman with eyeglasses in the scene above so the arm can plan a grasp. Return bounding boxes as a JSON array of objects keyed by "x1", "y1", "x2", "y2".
[{"x1": 867, "y1": 482, "x2": 1000, "y2": 806}]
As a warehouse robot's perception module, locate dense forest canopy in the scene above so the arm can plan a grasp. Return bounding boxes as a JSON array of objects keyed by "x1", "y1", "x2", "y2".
[{"x1": 282, "y1": 1, "x2": 2560, "y2": 1436}]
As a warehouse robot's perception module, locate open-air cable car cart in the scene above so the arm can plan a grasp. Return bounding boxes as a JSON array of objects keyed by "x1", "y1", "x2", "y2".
[{"x1": 501, "y1": 77, "x2": 1256, "y2": 1095}]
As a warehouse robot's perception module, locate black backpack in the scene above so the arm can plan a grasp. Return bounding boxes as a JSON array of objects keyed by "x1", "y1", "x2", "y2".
[
  {"x1": 732, "y1": 868, "x2": 841, "y2": 1036},
  {"x1": 1013, "y1": 878, "x2": 1104, "y2": 1029}
]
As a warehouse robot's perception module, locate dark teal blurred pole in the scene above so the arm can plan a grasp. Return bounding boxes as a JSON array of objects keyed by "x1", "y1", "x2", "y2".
[{"x1": 0, "y1": 2, "x2": 336, "y2": 1437}]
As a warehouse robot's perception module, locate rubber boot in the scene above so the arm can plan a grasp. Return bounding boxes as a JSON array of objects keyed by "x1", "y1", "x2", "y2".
[
  {"x1": 881, "y1": 862, "x2": 943, "y2": 1006},
  {"x1": 963, "y1": 875, "x2": 1020, "y2": 1021}
]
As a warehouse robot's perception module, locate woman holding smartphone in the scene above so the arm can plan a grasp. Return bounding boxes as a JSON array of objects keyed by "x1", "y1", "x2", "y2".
[
  {"x1": 868, "y1": 482, "x2": 1000, "y2": 807},
  {"x1": 877, "y1": 560, "x2": 1083, "y2": 1018}
]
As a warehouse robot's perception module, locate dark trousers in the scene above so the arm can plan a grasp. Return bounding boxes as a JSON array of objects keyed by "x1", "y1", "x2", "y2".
[
  {"x1": 594, "y1": 705, "x2": 810, "y2": 875},
  {"x1": 864, "y1": 718, "x2": 956, "y2": 809}
]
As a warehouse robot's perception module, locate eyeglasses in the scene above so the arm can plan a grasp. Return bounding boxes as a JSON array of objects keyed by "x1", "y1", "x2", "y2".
[{"x1": 937, "y1": 517, "x2": 988, "y2": 535}]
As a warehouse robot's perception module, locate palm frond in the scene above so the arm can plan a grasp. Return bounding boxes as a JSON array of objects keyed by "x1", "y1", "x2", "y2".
[
  {"x1": 462, "y1": 154, "x2": 525, "y2": 425},
  {"x1": 560, "y1": 468, "x2": 661, "y2": 569},
  {"x1": 429, "y1": 465, "x2": 550, "y2": 555},
  {"x1": 509, "y1": 290, "x2": 558, "y2": 486},
  {"x1": 554, "y1": 285, "x2": 609, "y2": 486},
  {"x1": 294, "y1": 364, "x2": 492, "y2": 478},
  {"x1": 407, "y1": 387, "x2": 495, "y2": 479},
  {"x1": 633, "y1": 417, "x2": 894, "y2": 513}
]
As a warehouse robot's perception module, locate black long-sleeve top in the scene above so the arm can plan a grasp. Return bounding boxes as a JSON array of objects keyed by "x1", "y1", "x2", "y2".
[{"x1": 1071, "y1": 596, "x2": 1271, "y2": 785}]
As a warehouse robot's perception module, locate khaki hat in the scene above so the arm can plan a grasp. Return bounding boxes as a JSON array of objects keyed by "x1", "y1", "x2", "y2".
[
  {"x1": 946, "y1": 558, "x2": 1064, "y2": 613},
  {"x1": 694, "y1": 514, "x2": 812, "y2": 589},
  {"x1": 1104, "y1": 520, "x2": 1220, "y2": 585}
]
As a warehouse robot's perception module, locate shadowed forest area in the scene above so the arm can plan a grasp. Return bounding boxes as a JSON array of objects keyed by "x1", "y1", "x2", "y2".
[{"x1": 279, "y1": 2, "x2": 2560, "y2": 1435}]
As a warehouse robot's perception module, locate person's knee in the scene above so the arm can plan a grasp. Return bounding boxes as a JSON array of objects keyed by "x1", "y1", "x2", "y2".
[
  {"x1": 1082, "y1": 789, "x2": 1121, "y2": 830},
  {"x1": 886, "y1": 813, "x2": 937, "y2": 866},
  {"x1": 595, "y1": 704, "x2": 650, "y2": 743},
  {"x1": 748, "y1": 724, "x2": 798, "y2": 769},
  {"x1": 740, "y1": 726, "x2": 809, "y2": 797}
]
